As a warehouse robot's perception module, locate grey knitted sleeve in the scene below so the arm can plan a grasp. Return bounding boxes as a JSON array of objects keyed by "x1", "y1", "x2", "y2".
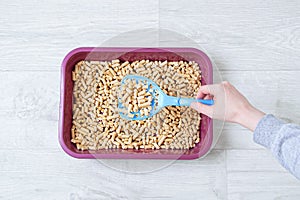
[{"x1": 254, "y1": 114, "x2": 300, "y2": 180}]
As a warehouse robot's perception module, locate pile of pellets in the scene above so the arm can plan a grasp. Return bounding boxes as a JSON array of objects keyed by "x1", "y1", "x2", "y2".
[
  {"x1": 71, "y1": 59, "x2": 201, "y2": 150},
  {"x1": 119, "y1": 78, "x2": 158, "y2": 118}
]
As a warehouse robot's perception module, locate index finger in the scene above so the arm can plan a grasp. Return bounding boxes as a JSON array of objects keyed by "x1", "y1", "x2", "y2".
[{"x1": 196, "y1": 84, "x2": 218, "y2": 99}]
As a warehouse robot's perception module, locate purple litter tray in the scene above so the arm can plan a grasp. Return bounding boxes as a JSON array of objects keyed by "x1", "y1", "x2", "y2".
[{"x1": 59, "y1": 47, "x2": 213, "y2": 159}]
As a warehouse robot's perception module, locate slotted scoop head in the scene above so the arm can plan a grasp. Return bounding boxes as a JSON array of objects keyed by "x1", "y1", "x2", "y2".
[{"x1": 118, "y1": 75, "x2": 214, "y2": 120}]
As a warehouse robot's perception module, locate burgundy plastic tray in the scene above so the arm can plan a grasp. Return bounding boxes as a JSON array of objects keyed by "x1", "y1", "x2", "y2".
[{"x1": 59, "y1": 47, "x2": 213, "y2": 159}]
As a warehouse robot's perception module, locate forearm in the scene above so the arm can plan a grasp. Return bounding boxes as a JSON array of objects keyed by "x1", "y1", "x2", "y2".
[{"x1": 236, "y1": 104, "x2": 265, "y2": 131}]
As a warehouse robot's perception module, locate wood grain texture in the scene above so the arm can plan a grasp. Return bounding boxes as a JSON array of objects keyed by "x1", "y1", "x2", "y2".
[
  {"x1": 0, "y1": 150, "x2": 227, "y2": 200},
  {"x1": 159, "y1": 0, "x2": 300, "y2": 71},
  {"x1": 0, "y1": 0, "x2": 158, "y2": 71},
  {"x1": 215, "y1": 124, "x2": 263, "y2": 150},
  {"x1": 227, "y1": 150, "x2": 300, "y2": 200},
  {"x1": 1, "y1": 0, "x2": 300, "y2": 199}
]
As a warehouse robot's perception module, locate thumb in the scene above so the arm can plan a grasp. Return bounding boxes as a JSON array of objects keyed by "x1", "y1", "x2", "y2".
[{"x1": 190, "y1": 102, "x2": 213, "y2": 118}]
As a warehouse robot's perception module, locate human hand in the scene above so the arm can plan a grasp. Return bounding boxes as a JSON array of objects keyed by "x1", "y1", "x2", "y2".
[{"x1": 190, "y1": 81, "x2": 265, "y2": 131}]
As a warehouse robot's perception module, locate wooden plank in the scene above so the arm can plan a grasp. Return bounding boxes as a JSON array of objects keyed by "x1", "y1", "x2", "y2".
[
  {"x1": 228, "y1": 171, "x2": 300, "y2": 200},
  {"x1": 214, "y1": 124, "x2": 263, "y2": 150},
  {"x1": 159, "y1": 0, "x2": 300, "y2": 71},
  {"x1": 0, "y1": 71, "x2": 59, "y2": 118},
  {"x1": 226, "y1": 150, "x2": 286, "y2": 172},
  {"x1": 227, "y1": 150, "x2": 300, "y2": 200},
  {"x1": 0, "y1": 149, "x2": 227, "y2": 200},
  {"x1": 0, "y1": 0, "x2": 158, "y2": 71}
]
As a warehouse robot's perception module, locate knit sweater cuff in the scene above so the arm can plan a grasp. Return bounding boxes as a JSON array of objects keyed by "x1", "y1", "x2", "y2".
[{"x1": 253, "y1": 114, "x2": 284, "y2": 149}]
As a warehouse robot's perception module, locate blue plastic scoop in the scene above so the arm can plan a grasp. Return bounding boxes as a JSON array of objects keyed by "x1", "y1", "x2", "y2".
[{"x1": 118, "y1": 75, "x2": 214, "y2": 120}]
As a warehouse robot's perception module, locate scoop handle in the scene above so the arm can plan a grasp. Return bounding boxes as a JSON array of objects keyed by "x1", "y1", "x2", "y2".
[
  {"x1": 179, "y1": 98, "x2": 214, "y2": 106},
  {"x1": 164, "y1": 95, "x2": 214, "y2": 107}
]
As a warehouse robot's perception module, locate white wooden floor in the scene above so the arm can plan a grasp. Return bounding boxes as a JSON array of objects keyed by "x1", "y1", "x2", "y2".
[{"x1": 1, "y1": 0, "x2": 300, "y2": 199}]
